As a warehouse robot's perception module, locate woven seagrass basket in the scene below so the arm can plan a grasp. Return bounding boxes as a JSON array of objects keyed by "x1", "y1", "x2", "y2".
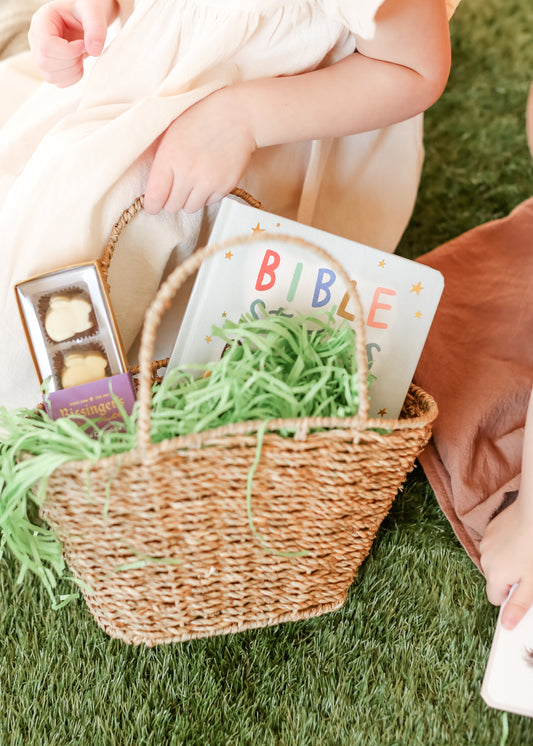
[{"x1": 40, "y1": 193, "x2": 438, "y2": 646}]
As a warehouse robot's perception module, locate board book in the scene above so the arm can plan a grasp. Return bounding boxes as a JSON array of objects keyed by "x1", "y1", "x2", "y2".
[
  {"x1": 165, "y1": 196, "x2": 444, "y2": 419},
  {"x1": 482, "y1": 588, "x2": 533, "y2": 718}
]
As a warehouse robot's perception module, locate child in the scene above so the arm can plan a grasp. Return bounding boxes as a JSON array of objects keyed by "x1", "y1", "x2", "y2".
[
  {"x1": 0, "y1": 0, "x2": 457, "y2": 408},
  {"x1": 480, "y1": 387, "x2": 533, "y2": 630},
  {"x1": 477, "y1": 85, "x2": 533, "y2": 631},
  {"x1": 415, "y1": 83, "x2": 533, "y2": 632}
]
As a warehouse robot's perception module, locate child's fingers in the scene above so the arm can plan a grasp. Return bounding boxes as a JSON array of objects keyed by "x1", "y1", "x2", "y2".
[
  {"x1": 485, "y1": 575, "x2": 512, "y2": 607},
  {"x1": 182, "y1": 187, "x2": 212, "y2": 214},
  {"x1": 33, "y1": 43, "x2": 85, "y2": 86},
  {"x1": 500, "y1": 583, "x2": 533, "y2": 630},
  {"x1": 36, "y1": 36, "x2": 85, "y2": 62},
  {"x1": 77, "y1": 0, "x2": 109, "y2": 56},
  {"x1": 34, "y1": 42, "x2": 85, "y2": 81},
  {"x1": 32, "y1": 38, "x2": 84, "y2": 85},
  {"x1": 167, "y1": 187, "x2": 193, "y2": 214},
  {"x1": 37, "y1": 42, "x2": 85, "y2": 69},
  {"x1": 46, "y1": 61, "x2": 85, "y2": 88},
  {"x1": 29, "y1": 8, "x2": 85, "y2": 64},
  {"x1": 206, "y1": 192, "x2": 224, "y2": 206},
  {"x1": 143, "y1": 167, "x2": 174, "y2": 215}
]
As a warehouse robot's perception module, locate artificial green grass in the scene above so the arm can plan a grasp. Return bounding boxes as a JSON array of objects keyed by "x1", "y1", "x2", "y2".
[
  {"x1": 2, "y1": 0, "x2": 533, "y2": 743},
  {"x1": 0, "y1": 471, "x2": 510, "y2": 745}
]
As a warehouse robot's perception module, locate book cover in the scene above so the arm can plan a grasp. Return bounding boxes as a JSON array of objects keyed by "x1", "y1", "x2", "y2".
[
  {"x1": 482, "y1": 589, "x2": 533, "y2": 718},
  {"x1": 166, "y1": 196, "x2": 444, "y2": 419}
]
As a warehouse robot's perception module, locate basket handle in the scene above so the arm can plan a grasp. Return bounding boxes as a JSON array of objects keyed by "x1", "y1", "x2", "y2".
[{"x1": 101, "y1": 194, "x2": 370, "y2": 452}]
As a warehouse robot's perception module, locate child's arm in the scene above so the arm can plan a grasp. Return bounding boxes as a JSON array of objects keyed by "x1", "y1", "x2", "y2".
[
  {"x1": 144, "y1": 0, "x2": 451, "y2": 214},
  {"x1": 480, "y1": 388, "x2": 533, "y2": 630},
  {"x1": 28, "y1": 0, "x2": 119, "y2": 87}
]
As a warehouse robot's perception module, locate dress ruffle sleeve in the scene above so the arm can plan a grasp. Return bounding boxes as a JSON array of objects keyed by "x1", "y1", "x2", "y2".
[
  {"x1": 323, "y1": 0, "x2": 386, "y2": 39},
  {"x1": 326, "y1": 0, "x2": 461, "y2": 37}
]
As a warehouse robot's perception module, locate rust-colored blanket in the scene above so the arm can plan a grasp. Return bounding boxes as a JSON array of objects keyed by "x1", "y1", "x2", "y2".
[{"x1": 414, "y1": 198, "x2": 533, "y2": 569}]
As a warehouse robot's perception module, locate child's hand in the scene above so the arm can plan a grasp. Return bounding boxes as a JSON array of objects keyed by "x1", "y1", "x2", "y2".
[
  {"x1": 480, "y1": 498, "x2": 533, "y2": 630},
  {"x1": 28, "y1": 0, "x2": 114, "y2": 87},
  {"x1": 144, "y1": 87, "x2": 257, "y2": 215}
]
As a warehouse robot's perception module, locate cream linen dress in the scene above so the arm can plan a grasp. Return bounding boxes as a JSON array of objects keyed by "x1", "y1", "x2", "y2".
[{"x1": 0, "y1": 0, "x2": 456, "y2": 408}]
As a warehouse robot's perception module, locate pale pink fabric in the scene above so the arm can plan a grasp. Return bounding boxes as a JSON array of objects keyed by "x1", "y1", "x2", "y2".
[{"x1": 414, "y1": 198, "x2": 533, "y2": 569}]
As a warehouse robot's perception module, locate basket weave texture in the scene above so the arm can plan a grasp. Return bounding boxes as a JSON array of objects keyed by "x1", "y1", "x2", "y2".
[{"x1": 40, "y1": 193, "x2": 438, "y2": 646}]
